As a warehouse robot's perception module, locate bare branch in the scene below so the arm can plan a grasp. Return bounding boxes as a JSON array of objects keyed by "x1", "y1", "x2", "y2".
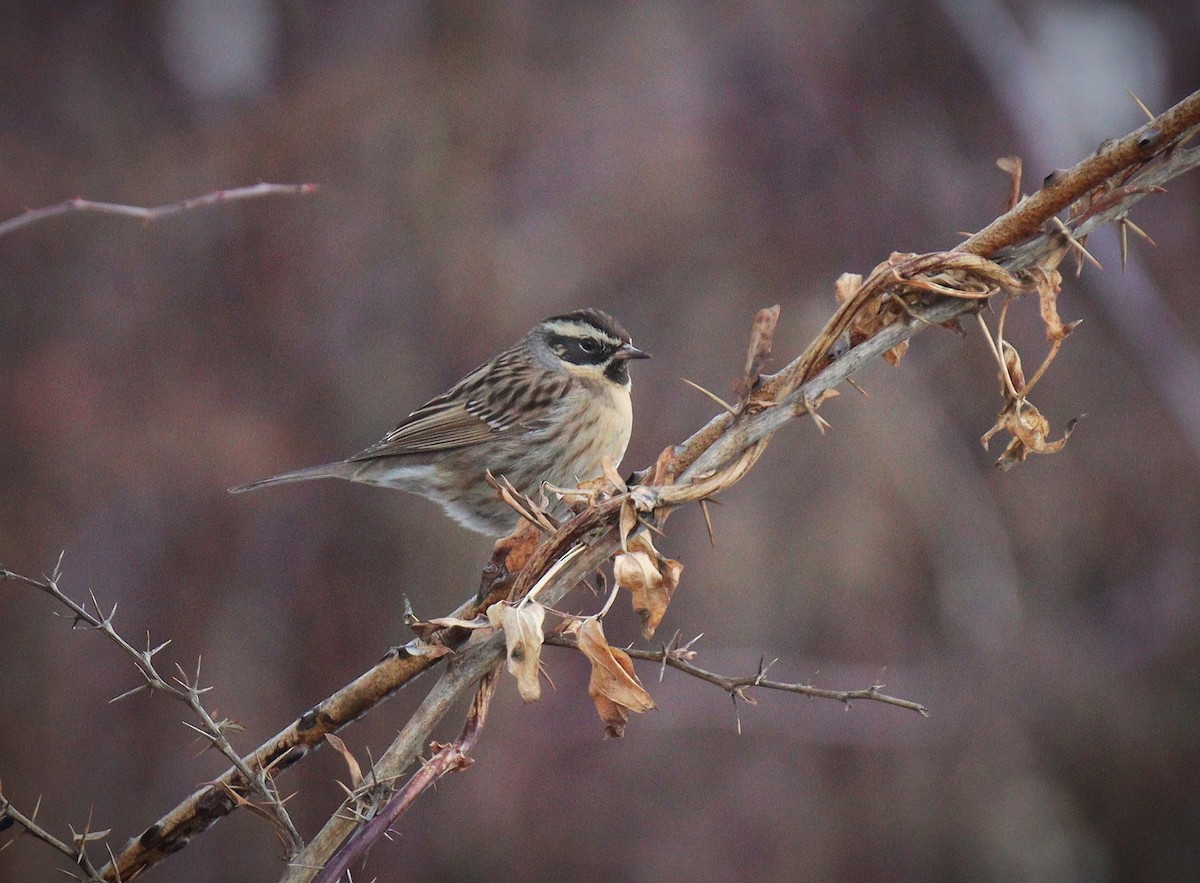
[
  {"x1": 545, "y1": 633, "x2": 929, "y2": 717},
  {"x1": 0, "y1": 182, "x2": 318, "y2": 238}
]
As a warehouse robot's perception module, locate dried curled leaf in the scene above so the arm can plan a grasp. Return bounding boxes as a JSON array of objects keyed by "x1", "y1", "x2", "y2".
[
  {"x1": 1025, "y1": 265, "x2": 1081, "y2": 346},
  {"x1": 737, "y1": 304, "x2": 780, "y2": 397},
  {"x1": 619, "y1": 498, "x2": 638, "y2": 551},
  {"x1": 575, "y1": 618, "x2": 655, "y2": 737},
  {"x1": 487, "y1": 601, "x2": 546, "y2": 702},
  {"x1": 485, "y1": 470, "x2": 556, "y2": 531},
  {"x1": 612, "y1": 534, "x2": 683, "y2": 637},
  {"x1": 600, "y1": 454, "x2": 628, "y2": 493},
  {"x1": 981, "y1": 398, "x2": 1081, "y2": 470},
  {"x1": 882, "y1": 339, "x2": 908, "y2": 366},
  {"x1": 325, "y1": 733, "x2": 363, "y2": 788},
  {"x1": 905, "y1": 252, "x2": 1023, "y2": 298},
  {"x1": 393, "y1": 639, "x2": 455, "y2": 659},
  {"x1": 1001, "y1": 339, "x2": 1025, "y2": 392},
  {"x1": 646, "y1": 444, "x2": 680, "y2": 487},
  {"x1": 614, "y1": 551, "x2": 682, "y2": 639},
  {"x1": 406, "y1": 614, "x2": 489, "y2": 643},
  {"x1": 833, "y1": 268, "x2": 908, "y2": 365},
  {"x1": 982, "y1": 335, "x2": 1079, "y2": 469},
  {"x1": 972, "y1": 255, "x2": 1082, "y2": 471}
]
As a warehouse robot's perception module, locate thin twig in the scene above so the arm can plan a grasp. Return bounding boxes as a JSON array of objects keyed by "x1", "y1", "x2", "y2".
[
  {"x1": 544, "y1": 634, "x2": 928, "y2": 716},
  {"x1": 0, "y1": 183, "x2": 318, "y2": 238}
]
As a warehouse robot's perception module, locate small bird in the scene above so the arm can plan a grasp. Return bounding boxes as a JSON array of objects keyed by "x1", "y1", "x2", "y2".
[{"x1": 231, "y1": 308, "x2": 649, "y2": 535}]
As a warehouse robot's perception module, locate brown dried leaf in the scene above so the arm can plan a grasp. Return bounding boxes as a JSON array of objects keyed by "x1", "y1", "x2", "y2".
[
  {"x1": 647, "y1": 445, "x2": 679, "y2": 487},
  {"x1": 738, "y1": 305, "x2": 781, "y2": 397},
  {"x1": 493, "y1": 520, "x2": 544, "y2": 574},
  {"x1": 394, "y1": 640, "x2": 455, "y2": 659},
  {"x1": 1026, "y1": 265, "x2": 1077, "y2": 345},
  {"x1": 487, "y1": 601, "x2": 546, "y2": 702},
  {"x1": 613, "y1": 551, "x2": 657, "y2": 592},
  {"x1": 834, "y1": 271, "x2": 895, "y2": 347},
  {"x1": 1000, "y1": 340, "x2": 1025, "y2": 392},
  {"x1": 619, "y1": 498, "x2": 638, "y2": 551},
  {"x1": 648, "y1": 558, "x2": 684, "y2": 635},
  {"x1": 325, "y1": 733, "x2": 363, "y2": 788},
  {"x1": 613, "y1": 549, "x2": 682, "y2": 638},
  {"x1": 883, "y1": 339, "x2": 909, "y2": 366},
  {"x1": 407, "y1": 614, "x2": 489, "y2": 642},
  {"x1": 576, "y1": 619, "x2": 655, "y2": 737},
  {"x1": 996, "y1": 154, "x2": 1023, "y2": 210},
  {"x1": 628, "y1": 531, "x2": 660, "y2": 559},
  {"x1": 834, "y1": 272, "x2": 864, "y2": 305},
  {"x1": 600, "y1": 455, "x2": 627, "y2": 493},
  {"x1": 592, "y1": 690, "x2": 630, "y2": 737},
  {"x1": 895, "y1": 254, "x2": 1022, "y2": 303}
]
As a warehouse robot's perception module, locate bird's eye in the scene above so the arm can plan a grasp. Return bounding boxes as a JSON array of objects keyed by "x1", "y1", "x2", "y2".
[{"x1": 578, "y1": 337, "x2": 603, "y2": 355}]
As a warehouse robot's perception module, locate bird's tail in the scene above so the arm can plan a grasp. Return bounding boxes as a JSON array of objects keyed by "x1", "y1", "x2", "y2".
[{"x1": 228, "y1": 461, "x2": 352, "y2": 494}]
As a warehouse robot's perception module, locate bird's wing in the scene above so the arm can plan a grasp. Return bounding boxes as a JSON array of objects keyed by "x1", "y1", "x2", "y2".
[{"x1": 350, "y1": 352, "x2": 568, "y2": 459}]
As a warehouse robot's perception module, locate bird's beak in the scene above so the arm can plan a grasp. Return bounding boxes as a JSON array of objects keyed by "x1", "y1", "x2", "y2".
[{"x1": 614, "y1": 342, "x2": 651, "y2": 361}]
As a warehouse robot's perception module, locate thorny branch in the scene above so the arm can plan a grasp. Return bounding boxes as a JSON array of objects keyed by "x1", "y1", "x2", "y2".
[
  {"x1": 545, "y1": 631, "x2": 930, "y2": 723},
  {"x1": 0, "y1": 87, "x2": 1193, "y2": 882},
  {"x1": 0, "y1": 785, "x2": 108, "y2": 883},
  {"x1": 0, "y1": 182, "x2": 318, "y2": 238},
  {"x1": 0, "y1": 560, "x2": 304, "y2": 861}
]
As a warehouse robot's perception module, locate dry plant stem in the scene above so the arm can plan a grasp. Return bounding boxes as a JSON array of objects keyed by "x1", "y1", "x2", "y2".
[
  {"x1": 677, "y1": 296, "x2": 972, "y2": 488},
  {"x1": 9, "y1": 86, "x2": 1189, "y2": 882},
  {"x1": 0, "y1": 182, "x2": 318, "y2": 237},
  {"x1": 0, "y1": 562, "x2": 304, "y2": 859},
  {"x1": 309, "y1": 670, "x2": 499, "y2": 883},
  {"x1": 544, "y1": 634, "x2": 928, "y2": 716}
]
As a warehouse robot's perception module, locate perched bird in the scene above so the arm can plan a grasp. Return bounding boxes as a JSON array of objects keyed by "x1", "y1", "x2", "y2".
[{"x1": 231, "y1": 308, "x2": 649, "y2": 535}]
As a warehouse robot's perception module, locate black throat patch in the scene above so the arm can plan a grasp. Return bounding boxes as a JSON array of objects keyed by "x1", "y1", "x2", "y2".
[{"x1": 604, "y1": 357, "x2": 631, "y2": 385}]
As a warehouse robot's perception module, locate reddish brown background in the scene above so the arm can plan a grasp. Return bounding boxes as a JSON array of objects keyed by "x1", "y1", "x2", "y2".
[{"x1": 2, "y1": 3, "x2": 1199, "y2": 881}]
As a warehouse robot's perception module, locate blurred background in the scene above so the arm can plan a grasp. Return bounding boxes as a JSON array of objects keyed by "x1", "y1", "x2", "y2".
[{"x1": 2, "y1": 2, "x2": 1198, "y2": 881}]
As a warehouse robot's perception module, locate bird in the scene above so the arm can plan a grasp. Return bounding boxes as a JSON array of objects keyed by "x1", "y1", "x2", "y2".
[{"x1": 230, "y1": 308, "x2": 649, "y2": 535}]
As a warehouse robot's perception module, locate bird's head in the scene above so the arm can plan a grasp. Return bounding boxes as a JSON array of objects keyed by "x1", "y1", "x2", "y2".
[{"x1": 534, "y1": 308, "x2": 649, "y2": 386}]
